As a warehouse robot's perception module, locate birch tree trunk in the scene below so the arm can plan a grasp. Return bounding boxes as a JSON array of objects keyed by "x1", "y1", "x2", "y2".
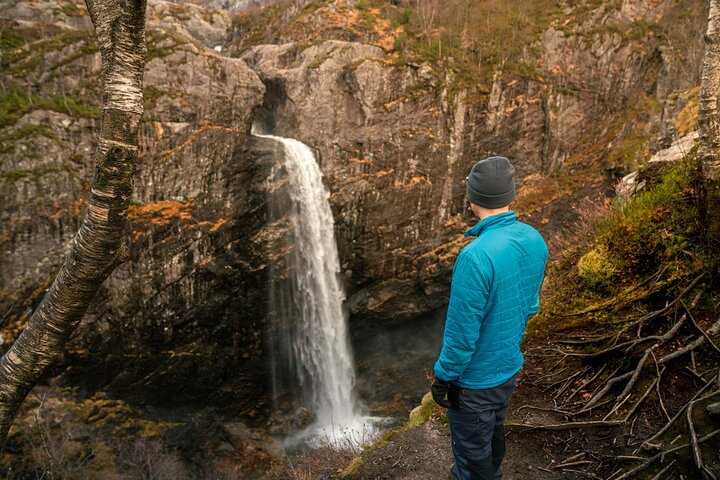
[
  {"x1": 699, "y1": 0, "x2": 720, "y2": 247},
  {"x1": 0, "y1": 0, "x2": 146, "y2": 444}
]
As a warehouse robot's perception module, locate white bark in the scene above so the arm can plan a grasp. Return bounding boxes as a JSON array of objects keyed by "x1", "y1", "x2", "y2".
[{"x1": 699, "y1": 0, "x2": 720, "y2": 180}]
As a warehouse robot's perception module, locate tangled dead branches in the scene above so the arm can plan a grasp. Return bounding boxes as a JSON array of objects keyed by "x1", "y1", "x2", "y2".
[{"x1": 513, "y1": 274, "x2": 720, "y2": 478}]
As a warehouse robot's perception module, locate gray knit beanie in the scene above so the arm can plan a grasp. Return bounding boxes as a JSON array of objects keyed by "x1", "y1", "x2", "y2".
[{"x1": 466, "y1": 156, "x2": 516, "y2": 208}]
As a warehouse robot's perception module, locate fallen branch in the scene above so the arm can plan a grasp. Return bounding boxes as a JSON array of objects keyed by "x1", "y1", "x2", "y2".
[
  {"x1": 613, "y1": 349, "x2": 652, "y2": 409},
  {"x1": 516, "y1": 405, "x2": 578, "y2": 417},
  {"x1": 613, "y1": 428, "x2": 720, "y2": 480},
  {"x1": 582, "y1": 371, "x2": 633, "y2": 411},
  {"x1": 507, "y1": 420, "x2": 624, "y2": 431},
  {"x1": 648, "y1": 460, "x2": 675, "y2": 480},
  {"x1": 564, "y1": 364, "x2": 608, "y2": 404},
  {"x1": 611, "y1": 280, "x2": 706, "y2": 345},
  {"x1": 558, "y1": 267, "x2": 672, "y2": 317},
  {"x1": 566, "y1": 288, "x2": 704, "y2": 360},
  {"x1": 658, "y1": 316, "x2": 720, "y2": 364},
  {"x1": 651, "y1": 354, "x2": 670, "y2": 422},
  {"x1": 687, "y1": 399, "x2": 718, "y2": 480},
  {"x1": 640, "y1": 377, "x2": 720, "y2": 451},
  {"x1": 552, "y1": 460, "x2": 593, "y2": 469},
  {"x1": 620, "y1": 376, "x2": 658, "y2": 422},
  {"x1": 684, "y1": 300, "x2": 720, "y2": 355},
  {"x1": 629, "y1": 274, "x2": 704, "y2": 326},
  {"x1": 543, "y1": 366, "x2": 589, "y2": 393}
]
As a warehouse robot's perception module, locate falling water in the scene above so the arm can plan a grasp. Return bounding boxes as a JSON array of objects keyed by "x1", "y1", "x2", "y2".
[{"x1": 256, "y1": 130, "x2": 372, "y2": 446}]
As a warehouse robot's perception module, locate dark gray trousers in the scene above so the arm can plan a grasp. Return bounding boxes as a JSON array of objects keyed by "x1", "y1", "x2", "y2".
[{"x1": 447, "y1": 374, "x2": 517, "y2": 480}]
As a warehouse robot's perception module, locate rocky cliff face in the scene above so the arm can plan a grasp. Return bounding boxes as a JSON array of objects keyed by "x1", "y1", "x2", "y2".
[
  {"x1": 0, "y1": 0, "x2": 709, "y2": 415},
  {"x1": 1, "y1": 0, "x2": 276, "y2": 412},
  {"x1": 235, "y1": 0, "x2": 707, "y2": 330}
]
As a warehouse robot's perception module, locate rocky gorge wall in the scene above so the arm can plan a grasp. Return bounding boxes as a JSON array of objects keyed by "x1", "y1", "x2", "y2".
[
  {"x1": 235, "y1": 0, "x2": 707, "y2": 331},
  {"x1": 1, "y1": 0, "x2": 277, "y2": 413},
  {"x1": 0, "y1": 0, "x2": 709, "y2": 416}
]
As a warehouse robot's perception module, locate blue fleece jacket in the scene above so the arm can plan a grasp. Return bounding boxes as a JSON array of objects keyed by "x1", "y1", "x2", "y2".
[{"x1": 434, "y1": 211, "x2": 548, "y2": 389}]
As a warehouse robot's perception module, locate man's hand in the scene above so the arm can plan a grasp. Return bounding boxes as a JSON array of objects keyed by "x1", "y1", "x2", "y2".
[{"x1": 431, "y1": 377, "x2": 451, "y2": 408}]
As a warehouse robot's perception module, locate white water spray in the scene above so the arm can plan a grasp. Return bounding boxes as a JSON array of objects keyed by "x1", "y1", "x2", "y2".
[{"x1": 256, "y1": 130, "x2": 374, "y2": 446}]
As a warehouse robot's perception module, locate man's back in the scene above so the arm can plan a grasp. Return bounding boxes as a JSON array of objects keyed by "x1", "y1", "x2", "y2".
[
  {"x1": 461, "y1": 212, "x2": 548, "y2": 388},
  {"x1": 434, "y1": 211, "x2": 548, "y2": 389}
]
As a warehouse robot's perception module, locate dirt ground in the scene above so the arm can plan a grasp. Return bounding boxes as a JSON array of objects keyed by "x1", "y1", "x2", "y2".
[
  {"x1": 352, "y1": 418, "x2": 573, "y2": 480},
  {"x1": 351, "y1": 358, "x2": 720, "y2": 480},
  {"x1": 352, "y1": 371, "x2": 600, "y2": 480}
]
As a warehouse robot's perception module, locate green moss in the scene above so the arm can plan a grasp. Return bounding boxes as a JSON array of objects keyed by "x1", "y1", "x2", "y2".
[
  {"x1": 302, "y1": 0, "x2": 331, "y2": 14},
  {"x1": 582, "y1": 19, "x2": 663, "y2": 45},
  {"x1": 228, "y1": 2, "x2": 290, "y2": 52},
  {"x1": 395, "y1": 8, "x2": 411, "y2": 26},
  {"x1": 590, "y1": 162, "x2": 704, "y2": 287},
  {"x1": 146, "y1": 29, "x2": 188, "y2": 61},
  {"x1": 388, "y1": 0, "x2": 562, "y2": 89},
  {"x1": 2, "y1": 169, "x2": 32, "y2": 181},
  {"x1": 61, "y1": 2, "x2": 84, "y2": 16},
  {"x1": 4, "y1": 29, "x2": 92, "y2": 75},
  {"x1": 406, "y1": 392, "x2": 443, "y2": 428},
  {"x1": 143, "y1": 85, "x2": 166, "y2": 110},
  {"x1": 0, "y1": 123, "x2": 57, "y2": 154},
  {"x1": 658, "y1": 0, "x2": 706, "y2": 55},
  {"x1": 308, "y1": 51, "x2": 334, "y2": 69},
  {"x1": 578, "y1": 246, "x2": 618, "y2": 292},
  {"x1": 0, "y1": 29, "x2": 37, "y2": 50},
  {"x1": 0, "y1": 85, "x2": 100, "y2": 128},
  {"x1": 340, "y1": 392, "x2": 446, "y2": 478},
  {"x1": 49, "y1": 39, "x2": 99, "y2": 72},
  {"x1": 0, "y1": 87, "x2": 36, "y2": 128}
]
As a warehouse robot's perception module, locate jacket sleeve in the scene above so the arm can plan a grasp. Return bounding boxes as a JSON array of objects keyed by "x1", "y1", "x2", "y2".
[{"x1": 434, "y1": 250, "x2": 490, "y2": 383}]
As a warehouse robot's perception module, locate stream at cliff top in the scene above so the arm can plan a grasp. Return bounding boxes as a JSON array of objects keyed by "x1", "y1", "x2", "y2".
[{"x1": 254, "y1": 128, "x2": 383, "y2": 448}]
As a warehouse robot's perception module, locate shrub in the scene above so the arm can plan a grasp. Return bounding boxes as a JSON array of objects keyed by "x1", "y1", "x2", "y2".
[
  {"x1": 579, "y1": 161, "x2": 703, "y2": 291},
  {"x1": 116, "y1": 438, "x2": 190, "y2": 480}
]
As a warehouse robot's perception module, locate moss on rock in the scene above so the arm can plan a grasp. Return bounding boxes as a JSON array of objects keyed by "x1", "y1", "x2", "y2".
[{"x1": 578, "y1": 246, "x2": 618, "y2": 292}]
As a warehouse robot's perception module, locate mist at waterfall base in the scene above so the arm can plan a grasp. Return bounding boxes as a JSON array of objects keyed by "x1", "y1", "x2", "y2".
[
  {"x1": 257, "y1": 129, "x2": 385, "y2": 450},
  {"x1": 353, "y1": 307, "x2": 447, "y2": 418}
]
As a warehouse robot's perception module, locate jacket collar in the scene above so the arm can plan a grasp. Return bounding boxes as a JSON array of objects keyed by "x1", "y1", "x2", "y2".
[{"x1": 465, "y1": 211, "x2": 516, "y2": 238}]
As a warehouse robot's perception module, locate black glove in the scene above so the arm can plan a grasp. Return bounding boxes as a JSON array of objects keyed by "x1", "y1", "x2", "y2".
[{"x1": 431, "y1": 377, "x2": 451, "y2": 408}]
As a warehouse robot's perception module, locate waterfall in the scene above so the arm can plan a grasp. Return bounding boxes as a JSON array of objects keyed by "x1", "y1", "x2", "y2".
[{"x1": 256, "y1": 130, "x2": 371, "y2": 446}]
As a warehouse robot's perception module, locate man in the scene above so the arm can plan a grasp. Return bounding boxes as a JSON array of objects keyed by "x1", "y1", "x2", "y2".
[{"x1": 432, "y1": 156, "x2": 548, "y2": 480}]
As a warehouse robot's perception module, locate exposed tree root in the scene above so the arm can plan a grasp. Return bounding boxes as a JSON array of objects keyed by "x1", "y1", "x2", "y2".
[
  {"x1": 527, "y1": 276, "x2": 720, "y2": 478},
  {"x1": 610, "y1": 429, "x2": 720, "y2": 480}
]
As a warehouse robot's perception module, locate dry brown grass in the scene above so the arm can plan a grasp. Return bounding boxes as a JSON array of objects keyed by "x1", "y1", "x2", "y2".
[
  {"x1": 266, "y1": 427, "x2": 380, "y2": 480},
  {"x1": 546, "y1": 194, "x2": 612, "y2": 260}
]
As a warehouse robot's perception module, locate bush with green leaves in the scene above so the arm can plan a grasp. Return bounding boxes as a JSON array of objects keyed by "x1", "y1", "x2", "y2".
[{"x1": 580, "y1": 162, "x2": 703, "y2": 291}]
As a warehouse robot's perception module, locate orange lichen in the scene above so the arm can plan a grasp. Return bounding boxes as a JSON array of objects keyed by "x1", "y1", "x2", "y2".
[
  {"x1": 50, "y1": 199, "x2": 88, "y2": 219},
  {"x1": 348, "y1": 157, "x2": 375, "y2": 165},
  {"x1": 129, "y1": 199, "x2": 196, "y2": 226},
  {"x1": 383, "y1": 97, "x2": 403, "y2": 111},
  {"x1": 395, "y1": 175, "x2": 432, "y2": 188},
  {"x1": 209, "y1": 218, "x2": 227, "y2": 233},
  {"x1": 128, "y1": 199, "x2": 227, "y2": 239}
]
